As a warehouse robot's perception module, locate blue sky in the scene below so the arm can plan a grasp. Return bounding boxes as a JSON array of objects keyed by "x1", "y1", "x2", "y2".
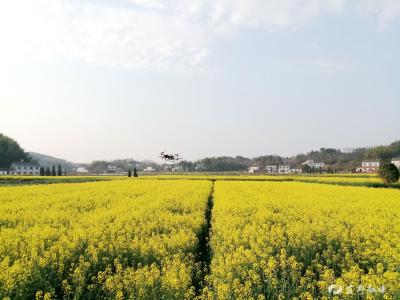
[{"x1": 0, "y1": 0, "x2": 399, "y2": 162}]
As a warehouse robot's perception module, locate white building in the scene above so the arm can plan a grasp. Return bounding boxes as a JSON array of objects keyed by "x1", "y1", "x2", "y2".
[
  {"x1": 107, "y1": 165, "x2": 117, "y2": 171},
  {"x1": 266, "y1": 165, "x2": 301, "y2": 174},
  {"x1": 106, "y1": 165, "x2": 121, "y2": 174},
  {"x1": 302, "y1": 160, "x2": 325, "y2": 168},
  {"x1": 172, "y1": 165, "x2": 184, "y2": 172},
  {"x1": 143, "y1": 166, "x2": 155, "y2": 172},
  {"x1": 357, "y1": 159, "x2": 380, "y2": 173},
  {"x1": 9, "y1": 162, "x2": 40, "y2": 175},
  {"x1": 391, "y1": 158, "x2": 400, "y2": 169},
  {"x1": 248, "y1": 166, "x2": 259, "y2": 174},
  {"x1": 265, "y1": 165, "x2": 277, "y2": 173},
  {"x1": 0, "y1": 170, "x2": 7, "y2": 175},
  {"x1": 278, "y1": 165, "x2": 291, "y2": 174},
  {"x1": 76, "y1": 167, "x2": 88, "y2": 173}
]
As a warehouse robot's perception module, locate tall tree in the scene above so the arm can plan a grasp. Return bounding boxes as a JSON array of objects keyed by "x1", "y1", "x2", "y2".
[
  {"x1": 128, "y1": 168, "x2": 132, "y2": 177},
  {"x1": 57, "y1": 164, "x2": 62, "y2": 176},
  {"x1": 39, "y1": 167, "x2": 45, "y2": 176},
  {"x1": 45, "y1": 167, "x2": 50, "y2": 176},
  {"x1": 52, "y1": 165, "x2": 56, "y2": 176},
  {"x1": 0, "y1": 133, "x2": 31, "y2": 168},
  {"x1": 133, "y1": 167, "x2": 138, "y2": 177},
  {"x1": 379, "y1": 163, "x2": 400, "y2": 184}
]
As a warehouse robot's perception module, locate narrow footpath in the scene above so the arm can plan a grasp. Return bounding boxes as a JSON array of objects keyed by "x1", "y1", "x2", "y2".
[{"x1": 193, "y1": 180, "x2": 214, "y2": 296}]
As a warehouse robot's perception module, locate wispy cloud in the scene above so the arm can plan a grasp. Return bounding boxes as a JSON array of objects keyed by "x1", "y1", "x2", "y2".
[
  {"x1": 313, "y1": 58, "x2": 356, "y2": 74},
  {"x1": 0, "y1": 0, "x2": 398, "y2": 70},
  {"x1": 281, "y1": 57, "x2": 356, "y2": 75}
]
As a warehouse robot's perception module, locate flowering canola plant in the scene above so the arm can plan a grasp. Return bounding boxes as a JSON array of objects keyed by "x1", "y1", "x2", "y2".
[
  {"x1": 205, "y1": 181, "x2": 400, "y2": 299},
  {"x1": 0, "y1": 179, "x2": 212, "y2": 299}
]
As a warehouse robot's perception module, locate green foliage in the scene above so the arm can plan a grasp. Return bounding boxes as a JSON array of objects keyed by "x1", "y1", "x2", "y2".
[
  {"x1": 365, "y1": 141, "x2": 400, "y2": 160},
  {"x1": 133, "y1": 167, "x2": 138, "y2": 177},
  {"x1": 379, "y1": 163, "x2": 400, "y2": 184},
  {"x1": 0, "y1": 133, "x2": 30, "y2": 168},
  {"x1": 177, "y1": 160, "x2": 196, "y2": 171},
  {"x1": 200, "y1": 157, "x2": 249, "y2": 172},
  {"x1": 51, "y1": 166, "x2": 56, "y2": 176},
  {"x1": 128, "y1": 168, "x2": 131, "y2": 177},
  {"x1": 87, "y1": 160, "x2": 108, "y2": 173}
]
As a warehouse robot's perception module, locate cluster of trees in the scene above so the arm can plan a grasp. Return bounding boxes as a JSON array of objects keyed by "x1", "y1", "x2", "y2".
[
  {"x1": 379, "y1": 163, "x2": 400, "y2": 183},
  {"x1": 39, "y1": 165, "x2": 66, "y2": 176},
  {"x1": 364, "y1": 141, "x2": 400, "y2": 160},
  {"x1": 127, "y1": 167, "x2": 138, "y2": 177},
  {"x1": 0, "y1": 134, "x2": 31, "y2": 169},
  {"x1": 199, "y1": 156, "x2": 250, "y2": 172}
]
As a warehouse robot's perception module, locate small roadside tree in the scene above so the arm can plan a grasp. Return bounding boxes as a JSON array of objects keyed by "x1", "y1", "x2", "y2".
[
  {"x1": 57, "y1": 164, "x2": 62, "y2": 176},
  {"x1": 133, "y1": 167, "x2": 138, "y2": 177},
  {"x1": 378, "y1": 163, "x2": 400, "y2": 184},
  {"x1": 45, "y1": 167, "x2": 50, "y2": 176},
  {"x1": 52, "y1": 165, "x2": 56, "y2": 176},
  {"x1": 128, "y1": 168, "x2": 132, "y2": 177},
  {"x1": 39, "y1": 167, "x2": 45, "y2": 176}
]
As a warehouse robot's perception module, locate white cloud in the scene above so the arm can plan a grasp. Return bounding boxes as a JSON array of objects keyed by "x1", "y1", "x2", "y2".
[
  {"x1": 313, "y1": 58, "x2": 355, "y2": 74},
  {"x1": 0, "y1": 0, "x2": 398, "y2": 70}
]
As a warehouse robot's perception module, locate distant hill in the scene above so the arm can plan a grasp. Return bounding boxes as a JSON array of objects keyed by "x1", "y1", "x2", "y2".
[{"x1": 29, "y1": 152, "x2": 77, "y2": 170}]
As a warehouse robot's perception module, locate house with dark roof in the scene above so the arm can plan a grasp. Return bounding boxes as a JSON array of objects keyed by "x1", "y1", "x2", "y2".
[{"x1": 9, "y1": 162, "x2": 40, "y2": 175}]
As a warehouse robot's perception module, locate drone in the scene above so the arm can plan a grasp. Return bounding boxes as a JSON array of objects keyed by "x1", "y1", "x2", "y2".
[{"x1": 160, "y1": 151, "x2": 181, "y2": 162}]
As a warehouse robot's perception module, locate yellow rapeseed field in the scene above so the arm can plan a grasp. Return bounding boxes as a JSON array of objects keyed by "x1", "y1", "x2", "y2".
[
  {"x1": 206, "y1": 181, "x2": 400, "y2": 299},
  {"x1": 1, "y1": 177, "x2": 399, "y2": 299},
  {"x1": 0, "y1": 179, "x2": 212, "y2": 299},
  {"x1": 145, "y1": 174, "x2": 396, "y2": 188}
]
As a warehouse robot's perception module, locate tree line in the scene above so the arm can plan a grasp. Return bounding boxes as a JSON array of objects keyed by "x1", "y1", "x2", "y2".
[{"x1": 39, "y1": 164, "x2": 66, "y2": 176}]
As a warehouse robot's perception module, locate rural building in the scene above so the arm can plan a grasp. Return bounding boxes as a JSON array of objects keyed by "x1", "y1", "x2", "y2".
[
  {"x1": 106, "y1": 165, "x2": 121, "y2": 174},
  {"x1": 266, "y1": 165, "x2": 301, "y2": 174},
  {"x1": 302, "y1": 160, "x2": 325, "y2": 168},
  {"x1": 391, "y1": 158, "x2": 400, "y2": 169},
  {"x1": 76, "y1": 167, "x2": 88, "y2": 173},
  {"x1": 265, "y1": 165, "x2": 277, "y2": 173},
  {"x1": 9, "y1": 162, "x2": 40, "y2": 175},
  {"x1": 357, "y1": 159, "x2": 380, "y2": 173},
  {"x1": 278, "y1": 165, "x2": 290, "y2": 174},
  {"x1": 0, "y1": 170, "x2": 8, "y2": 175},
  {"x1": 143, "y1": 166, "x2": 155, "y2": 172},
  {"x1": 248, "y1": 166, "x2": 259, "y2": 174},
  {"x1": 172, "y1": 165, "x2": 184, "y2": 172},
  {"x1": 164, "y1": 165, "x2": 184, "y2": 172}
]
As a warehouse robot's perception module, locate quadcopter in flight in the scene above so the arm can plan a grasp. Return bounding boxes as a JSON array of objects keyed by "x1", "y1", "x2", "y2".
[{"x1": 160, "y1": 151, "x2": 181, "y2": 162}]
